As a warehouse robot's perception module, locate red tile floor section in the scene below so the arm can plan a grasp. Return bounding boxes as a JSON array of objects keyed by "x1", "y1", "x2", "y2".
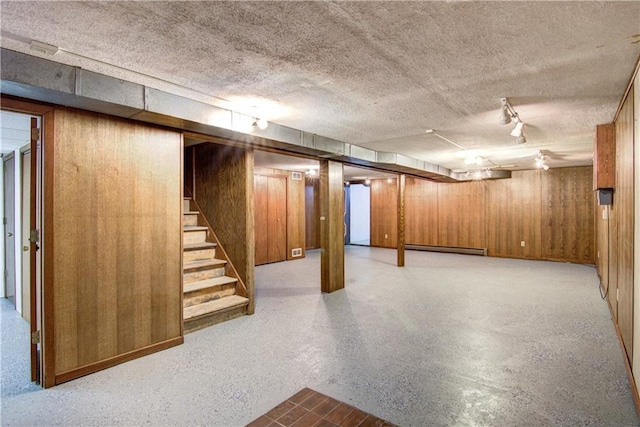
[{"x1": 247, "y1": 388, "x2": 397, "y2": 427}]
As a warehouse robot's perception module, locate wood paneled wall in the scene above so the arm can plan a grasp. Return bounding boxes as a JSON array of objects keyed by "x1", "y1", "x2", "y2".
[
  {"x1": 193, "y1": 143, "x2": 254, "y2": 304},
  {"x1": 370, "y1": 179, "x2": 398, "y2": 248},
  {"x1": 615, "y1": 86, "x2": 635, "y2": 360},
  {"x1": 254, "y1": 174, "x2": 287, "y2": 265},
  {"x1": 51, "y1": 109, "x2": 183, "y2": 383},
  {"x1": 389, "y1": 167, "x2": 594, "y2": 263},
  {"x1": 305, "y1": 178, "x2": 320, "y2": 249},
  {"x1": 254, "y1": 167, "x2": 306, "y2": 261}
]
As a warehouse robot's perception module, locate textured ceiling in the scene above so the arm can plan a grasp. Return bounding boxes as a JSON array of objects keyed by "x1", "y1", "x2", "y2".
[{"x1": 1, "y1": 1, "x2": 639, "y2": 172}]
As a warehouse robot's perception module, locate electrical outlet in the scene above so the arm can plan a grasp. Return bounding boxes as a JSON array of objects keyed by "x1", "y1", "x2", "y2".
[
  {"x1": 385, "y1": 234, "x2": 388, "y2": 239},
  {"x1": 521, "y1": 241, "x2": 525, "y2": 247}
]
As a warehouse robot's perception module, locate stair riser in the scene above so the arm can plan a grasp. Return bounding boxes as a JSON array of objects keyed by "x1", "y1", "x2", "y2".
[
  {"x1": 183, "y1": 215, "x2": 198, "y2": 226},
  {"x1": 184, "y1": 305, "x2": 248, "y2": 334},
  {"x1": 183, "y1": 199, "x2": 191, "y2": 211},
  {"x1": 183, "y1": 267, "x2": 225, "y2": 284},
  {"x1": 183, "y1": 248, "x2": 216, "y2": 263},
  {"x1": 183, "y1": 230, "x2": 207, "y2": 244},
  {"x1": 183, "y1": 284, "x2": 237, "y2": 308}
]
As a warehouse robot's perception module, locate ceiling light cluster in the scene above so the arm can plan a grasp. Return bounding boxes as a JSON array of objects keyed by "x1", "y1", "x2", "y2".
[
  {"x1": 464, "y1": 155, "x2": 484, "y2": 166},
  {"x1": 464, "y1": 168, "x2": 493, "y2": 180},
  {"x1": 535, "y1": 151, "x2": 549, "y2": 171},
  {"x1": 499, "y1": 98, "x2": 526, "y2": 144}
]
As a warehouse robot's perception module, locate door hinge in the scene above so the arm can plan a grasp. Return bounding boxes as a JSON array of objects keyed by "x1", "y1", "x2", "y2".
[
  {"x1": 31, "y1": 128, "x2": 41, "y2": 141},
  {"x1": 29, "y1": 229, "x2": 40, "y2": 243},
  {"x1": 2, "y1": 217, "x2": 6, "y2": 225},
  {"x1": 31, "y1": 330, "x2": 41, "y2": 344}
]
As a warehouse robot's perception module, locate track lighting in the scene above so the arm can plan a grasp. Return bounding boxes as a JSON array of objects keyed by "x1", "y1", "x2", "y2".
[
  {"x1": 499, "y1": 99, "x2": 512, "y2": 125},
  {"x1": 510, "y1": 121, "x2": 524, "y2": 138},
  {"x1": 535, "y1": 151, "x2": 549, "y2": 170},
  {"x1": 499, "y1": 98, "x2": 527, "y2": 144},
  {"x1": 364, "y1": 178, "x2": 371, "y2": 186},
  {"x1": 252, "y1": 118, "x2": 268, "y2": 130},
  {"x1": 306, "y1": 169, "x2": 317, "y2": 176}
]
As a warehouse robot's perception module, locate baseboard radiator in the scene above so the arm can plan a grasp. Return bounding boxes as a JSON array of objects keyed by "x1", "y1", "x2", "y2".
[{"x1": 405, "y1": 244, "x2": 487, "y2": 256}]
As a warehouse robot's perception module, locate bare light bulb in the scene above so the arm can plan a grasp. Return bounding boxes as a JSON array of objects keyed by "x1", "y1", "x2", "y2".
[{"x1": 256, "y1": 118, "x2": 269, "y2": 130}]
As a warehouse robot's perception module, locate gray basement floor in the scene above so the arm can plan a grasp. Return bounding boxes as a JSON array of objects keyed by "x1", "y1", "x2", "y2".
[{"x1": 1, "y1": 246, "x2": 639, "y2": 426}]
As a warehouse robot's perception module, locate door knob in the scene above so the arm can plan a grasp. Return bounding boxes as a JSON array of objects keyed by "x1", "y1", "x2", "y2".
[{"x1": 7, "y1": 232, "x2": 13, "y2": 237}]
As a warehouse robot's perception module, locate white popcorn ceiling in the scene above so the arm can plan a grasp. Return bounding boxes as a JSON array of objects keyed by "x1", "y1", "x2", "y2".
[{"x1": 1, "y1": 1, "x2": 639, "y2": 172}]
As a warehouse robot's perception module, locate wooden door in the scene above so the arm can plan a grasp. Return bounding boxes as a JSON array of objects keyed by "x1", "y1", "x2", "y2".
[
  {"x1": 254, "y1": 175, "x2": 269, "y2": 265},
  {"x1": 3, "y1": 154, "x2": 16, "y2": 306},
  {"x1": 267, "y1": 176, "x2": 287, "y2": 263}
]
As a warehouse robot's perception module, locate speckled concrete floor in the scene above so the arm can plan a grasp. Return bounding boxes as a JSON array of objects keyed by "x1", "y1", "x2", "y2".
[{"x1": 1, "y1": 247, "x2": 638, "y2": 426}]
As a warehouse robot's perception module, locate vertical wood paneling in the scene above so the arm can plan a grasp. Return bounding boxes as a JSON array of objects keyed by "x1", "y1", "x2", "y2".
[
  {"x1": 405, "y1": 178, "x2": 439, "y2": 245},
  {"x1": 254, "y1": 168, "x2": 306, "y2": 262},
  {"x1": 370, "y1": 179, "x2": 398, "y2": 248},
  {"x1": 286, "y1": 172, "x2": 306, "y2": 259},
  {"x1": 541, "y1": 167, "x2": 594, "y2": 263},
  {"x1": 267, "y1": 176, "x2": 287, "y2": 263},
  {"x1": 437, "y1": 181, "x2": 485, "y2": 248},
  {"x1": 320, "y1": 161, "x2": 344, "y2": 293},
  {"x1": 594, "y1": 124, "x2": 616, "y2": 190},
  {"x1": 616, "y1": 87, "x2": 634, "y2": 360},
  {"x1": 52, "y1": 109, "x2": 182, "y2": 378},
  {"x1": 386, "y1": 168, "x2": 593, "y2": 263},
  {"x1": 254, "y1": 175, "x2": 269, "y2": 265},
  {"x1": 305, "y1": 178, "x2": 320, "y2": 249},
  {"x1": 194, "y1": 143, "x2": 254, "y2": 297}
]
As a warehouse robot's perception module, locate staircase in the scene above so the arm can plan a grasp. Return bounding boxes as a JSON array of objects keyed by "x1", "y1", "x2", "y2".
[{"x1": 183, "y1": 197, "x2": 249, "y2": 333}]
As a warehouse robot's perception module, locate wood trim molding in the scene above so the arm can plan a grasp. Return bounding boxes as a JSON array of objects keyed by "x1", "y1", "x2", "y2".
[
  {"x1": 54, "y1": 336, "x2": 183, "y2": 385},
  {"x1": 1, "y1": 95, "x2": 55, "y2": 115},
  {"x1": 607, "y1": 298, "x2": 640, "y2": 419},
  {"x1": 614, "y1": 53, "x2": 640, "y2": 123}
]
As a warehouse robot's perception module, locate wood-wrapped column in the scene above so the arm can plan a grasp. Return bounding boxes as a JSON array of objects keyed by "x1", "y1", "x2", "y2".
[{"x1": 319, "y1": 160, "x2": 344, "y2": 293}]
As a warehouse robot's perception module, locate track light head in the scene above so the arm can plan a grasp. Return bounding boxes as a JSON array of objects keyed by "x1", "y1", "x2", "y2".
[
  {"x1": 499, "y1": 105, "x2": 512, "y2": 125},
  {"x1": 511, "y1": 121, "x2": 524, "y2": 137},
  {"x1": 515, "y1": 135, "x2": 527, "y2": 144}
]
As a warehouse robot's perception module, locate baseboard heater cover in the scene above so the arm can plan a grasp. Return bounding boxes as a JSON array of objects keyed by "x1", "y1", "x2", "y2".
[{"x1": 405, "y1": 244, "x2": 487, "y2": 256}]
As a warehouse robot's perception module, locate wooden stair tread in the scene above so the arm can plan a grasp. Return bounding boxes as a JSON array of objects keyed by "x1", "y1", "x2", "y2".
[
  {"x1": 184, "y1": 276, "x2": 238, "y2": 293},
  {"x1": 184, "y1": 241, "x2": 217, "y2": 251},
  {"x1": 184, "y1": 295, "x2": 249, "y2": 320},
  {"x1": 184, "y1": 258, "x2": 226, "y2": 270},
  {"x1": 183, "y1": 225, "x2": 208, "y2": 232}
]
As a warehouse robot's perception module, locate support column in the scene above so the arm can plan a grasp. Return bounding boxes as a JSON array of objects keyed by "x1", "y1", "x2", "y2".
[
  {"x1": 397, "y1": 174, "x2": 406, "y2": 267},
  {"x1": 319, "y1": 160, "x2": 344, "y2": 293}
]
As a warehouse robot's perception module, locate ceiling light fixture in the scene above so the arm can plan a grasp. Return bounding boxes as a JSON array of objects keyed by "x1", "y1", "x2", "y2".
[
  {"x1": 499, "y1": 99, "x2": 512, "y2": 125},
  {"x1": 364, "y1": 178, "x2": 371, "y2": 186},
  {"x1": 464, "y1": 155, "x2": 483, "y2": 166},
  {"x1": 500, "y1": 98, "x2": 528, "y2": 144},
  {"x1": 252, "y1": 118, "x2": 269, "y2": 130},
  {"x1": 306, "y1": 169, "x2": 317, "y2": 176},
  {"x1": 535, "y1": 151, "x2": 550, "y2": 171}
]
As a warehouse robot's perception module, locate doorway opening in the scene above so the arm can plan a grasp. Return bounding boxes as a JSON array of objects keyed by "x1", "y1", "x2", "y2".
[
  {"x1": 1, "y1": 108, "x2": 43, "y2": 388},
  {"x1": 347, "y1": 183, "x2": 370, "y2": 246}
]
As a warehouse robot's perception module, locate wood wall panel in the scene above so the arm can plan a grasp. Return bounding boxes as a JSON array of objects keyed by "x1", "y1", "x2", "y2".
[
  {"x1": 437, "y1": 181, "x2": 485, "y2": 248},
  {"x1": 405, "y1": 177, "x2": 438, "y2": 245},
  {"x1": 254, "y1": 175, "x2": 269, "y2": 265},
  {"x1": 594, "y1": 124, "x2": 616, "y2": 190},
  {"x1": 194, "y1": 144, "x2": 254, "y2": 304},
  {"x1": 541, "y1": 167, "x2": 594, "y2": 263},
  {"x1": 305, "y1": 178, "x2": 320, "y2": 249},
  {"x1": 385, "y1": 167, "x2": 594, "y2": 263},
  {"x1": 616, "y1": 87, "x2": 635, "y2": 360},
  {"x1": 254, "y1": 167, "x2": 306, "y2": 261},
  {"x1": 52, "y1": 109, "x2": 182, "y2": 379},
  {"x1": 370, "y1": 179, "x2": 398, "y2": 248},
  {"x1": 267, "y1": 176, "x2": 287, "y2": 263},
  {"x1": 286, "y1": 173, "x2": 306, "y2": 259}
]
